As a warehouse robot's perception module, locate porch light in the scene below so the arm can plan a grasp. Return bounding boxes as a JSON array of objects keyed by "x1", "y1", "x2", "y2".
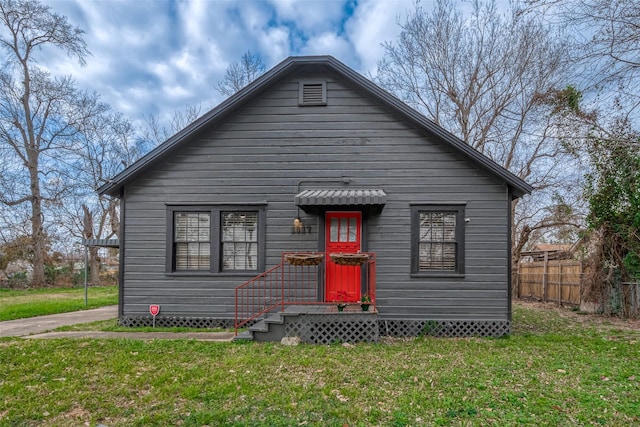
[{"x1": 292, "y1": 207, "x2": 309, "y2": 234}]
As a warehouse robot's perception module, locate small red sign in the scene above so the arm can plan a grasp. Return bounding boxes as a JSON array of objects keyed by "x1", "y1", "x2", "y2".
[{"x1": 149, "y1": 305, "x2": 160, "y2": 316}]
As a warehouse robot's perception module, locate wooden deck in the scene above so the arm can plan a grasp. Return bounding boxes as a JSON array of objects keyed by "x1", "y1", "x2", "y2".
[
  {"x1": 237, "y1": 304, "x2": 379, "y2": 343},
  {"x1": 283, "y1": 304, "x2": 378, "y2": 315}
]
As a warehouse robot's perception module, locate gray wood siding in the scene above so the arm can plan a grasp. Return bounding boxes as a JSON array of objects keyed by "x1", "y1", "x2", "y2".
[{"x1": 121, "y1": 70, "x2": 510, "y2": 321}]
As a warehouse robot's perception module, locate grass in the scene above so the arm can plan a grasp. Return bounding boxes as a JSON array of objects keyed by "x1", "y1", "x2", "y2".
[
  {"x1": 0, "y1": 286, "x2": 117, "y2": 321},
  {"x1": 1, "y1": 303, "x2": 639, "y2": 426},
  {"x1": 55, "y1": 319, "x2": 229, "y2": 333}
]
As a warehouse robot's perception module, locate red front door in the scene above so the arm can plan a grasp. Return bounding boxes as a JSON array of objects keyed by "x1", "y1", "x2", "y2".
[{"x1": 325, "y1": 211, "x2": 362, "y2": 302}]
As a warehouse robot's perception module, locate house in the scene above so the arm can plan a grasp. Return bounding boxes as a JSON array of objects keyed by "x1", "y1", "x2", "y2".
[
  {"x1": 98, "y1": 56, "x2": 532, "y2": 342},
  {"x1": 520, "y1": 243, "x2": 575, "y2": 262}
]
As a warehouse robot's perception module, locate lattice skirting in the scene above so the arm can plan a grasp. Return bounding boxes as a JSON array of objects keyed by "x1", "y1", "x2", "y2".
[
  {"x1": 379, "y1": 319, "x2": 511, "y2": 338},
  {"x1": 284, "y1": 314, "x2": 380, "y2": 345},
  {"x1": 119, "y1": 316, "x2": 509, "y2": 339},
  {"x1": 119, "y1": 316, "x2": 235, "y2": 329}
]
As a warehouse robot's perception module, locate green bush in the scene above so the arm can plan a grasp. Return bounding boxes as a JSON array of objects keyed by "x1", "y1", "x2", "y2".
[
  {"x1": 7, "y1": 272, "x2": 29, "y2": 288},
  {"x1": 45, "y1": 264, "x2": 81, "y2": 287},
  {"x1": 72, "y1": 270, "x2": 86, "y2": 287},
  {"x1": 623, "y1": 252, "x2": 640, "y2": 280}
]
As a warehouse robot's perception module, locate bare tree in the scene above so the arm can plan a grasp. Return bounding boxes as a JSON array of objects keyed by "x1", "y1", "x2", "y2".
[
  {"x1": 376, "y1": 0, "x2": 581, "y2": 289},
  {"x1": 581, "y1": 0, "x2": 640, "y2": 106},
  {"x1": 51, "y1": 110, "x2": 142, "y2": 285},
  {"x1": 378, "y1": 0, "x2": 571, "y2": 162},
  {"x1": 530, "y1": 0, "x2": 639, "y2": 93},
  {"x1": 143, "y1": 50, "x2": 265, "y2": 147},
  {"x1": 521, "y1": 0, "x2": 640, "y2": 310},
  {"x1": 215, "y1": 50, "x2": 266, "y2": 97},
  {"x1": 526, "y1": 0, "x2": 640, "y2": 142},
  {"x1": 0, "y1": 0, "x2": 100, "y2": 286},
  {"x1": 141, "y1": 103, "x2": 202, "y2": 146}
]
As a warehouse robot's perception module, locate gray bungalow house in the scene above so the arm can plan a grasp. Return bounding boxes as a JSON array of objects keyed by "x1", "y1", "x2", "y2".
[{"x1": 98, "y1": 56, "x2": 532, "y2": 343}]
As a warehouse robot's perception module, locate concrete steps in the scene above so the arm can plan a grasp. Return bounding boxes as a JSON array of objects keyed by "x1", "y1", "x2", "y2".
[{"x1": 234, "y1": 305, "x2": 379, "y2": 344}]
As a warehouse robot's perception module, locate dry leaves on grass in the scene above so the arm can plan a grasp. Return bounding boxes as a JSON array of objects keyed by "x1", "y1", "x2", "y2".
[{"x1": 515, "y1": 300, "x2": 640, "y2": 331}]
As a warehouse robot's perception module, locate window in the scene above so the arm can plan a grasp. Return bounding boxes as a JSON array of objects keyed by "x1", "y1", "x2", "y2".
[
  {"x1": 168, "y1": 206, "x2": 265, "y2": 274},
  {"x1": 411, "y1": 205, "x2": 465, "y2": 276},
  {"x1": 329, "y1": 216, "x2": 358, "y2": 243},
  {"x1": 222, "y1": 212, "x2": 258, "y2": 271},
  {"x1": 174, "y1": 212, "x2": 211, "y2": 270}
]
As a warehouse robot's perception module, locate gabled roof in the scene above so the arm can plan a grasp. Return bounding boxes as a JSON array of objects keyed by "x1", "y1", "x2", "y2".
[
  {"x1": 531, "y1": 244, "x2": 572, "y2": 252},
  {"x1": 98, "y1": 55, "x2": 532, "y2": 198}
]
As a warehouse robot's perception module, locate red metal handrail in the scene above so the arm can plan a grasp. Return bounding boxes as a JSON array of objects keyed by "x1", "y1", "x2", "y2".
[
  {"x1": 234, "y1": 252, "x2": 376, "y2": 335},
  {"x1": 234, "y1": 263, "x2": 284, "y2": 331}
]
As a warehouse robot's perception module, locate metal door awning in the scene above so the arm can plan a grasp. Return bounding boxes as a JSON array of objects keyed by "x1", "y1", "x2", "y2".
[
  {"x1": 81, "y1": 239, "x2": 119, "y2": 248},
  {"x1": 295, "y1": 188, "x2": 386, "y2": 214},
  {"x1": 80, "y1": 238, "x2": 119, "y2": 308}
]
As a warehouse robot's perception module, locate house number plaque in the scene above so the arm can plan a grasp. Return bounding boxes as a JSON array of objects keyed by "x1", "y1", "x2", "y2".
[{"x1": 149, "y1": 304, "x2": 160, "y2": 328}]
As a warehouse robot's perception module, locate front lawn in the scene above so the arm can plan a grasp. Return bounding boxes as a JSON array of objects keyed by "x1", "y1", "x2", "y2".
[
  {"x1": 0, "y1": 286, "x2": 118, "y2": 321},
  {"x1": 1, "y1": 302, "x2": 638, "y2": 426}
]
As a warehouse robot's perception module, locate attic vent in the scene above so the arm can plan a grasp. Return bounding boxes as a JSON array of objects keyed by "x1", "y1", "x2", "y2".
[{"x1": 299, "y1": 81, "x2": 327, "y2": 106}]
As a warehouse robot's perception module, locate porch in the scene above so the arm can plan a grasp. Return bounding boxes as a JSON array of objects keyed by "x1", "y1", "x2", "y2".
[
  {"x1": 234, "y1": 252, "x2": 377, "y2": 343},
  {"x1": 236, "y1": 304, "x2": 379, "y2": 344}
]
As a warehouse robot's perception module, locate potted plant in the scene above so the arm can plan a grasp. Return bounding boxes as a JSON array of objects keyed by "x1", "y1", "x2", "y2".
[
  {"x1": 285, "y1": 253, "x2": 324, "y2": 266},
  {"x1": 330, "y1": 252, "x2": 369, "y2": 266},
  {"x1": 335, "y1": 290, "x2": 349, "y2": 311},
  {"x1": 336, "y1": 302, "x2": 348, "y2": 312},
  {"x1": 360, "y1": 294, "x2": 372, "y2": 311}
]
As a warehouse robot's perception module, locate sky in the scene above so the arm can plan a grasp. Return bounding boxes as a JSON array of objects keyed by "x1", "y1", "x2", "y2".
[{"x1": 41, "y1": 0, "x2": 422, "y2": 129}]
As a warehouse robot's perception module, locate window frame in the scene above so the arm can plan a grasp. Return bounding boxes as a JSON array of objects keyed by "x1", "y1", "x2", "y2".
[
  {"x1": 166, "y1": 205, "x2": 266, "y2": 276},
  {"x1": 410, "y1": 204, "x2": 465, "y2": 277}
]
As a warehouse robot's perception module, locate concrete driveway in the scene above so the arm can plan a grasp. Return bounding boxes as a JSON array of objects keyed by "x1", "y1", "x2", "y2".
[
  {"x1": 0, "y1": 305, "x2": 118, "y2": 337},
  {"x1": 0, "y1": 305, "x2": 235, "y2": 341}
]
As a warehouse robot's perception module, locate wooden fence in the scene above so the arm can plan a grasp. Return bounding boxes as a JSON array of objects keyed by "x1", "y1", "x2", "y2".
[{"x1": 517, "y1": 260, "x2": 583, "y2": 305}]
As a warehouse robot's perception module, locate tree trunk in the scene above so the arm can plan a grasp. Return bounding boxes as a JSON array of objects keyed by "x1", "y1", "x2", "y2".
[
  {"x1": 19, "y1": 49, "x2": 46, "y2": 287},
  {"x1": 108, "y1": 200, "x2": 120, "y2": 239},
  {"x1": 89, "y1": 246, "x2": 101, "y2": 285},
  {"x1": 82, "y1": 204, "x2": 101, "y2": 285},
  {"x1": 29, "y1": 157, "x2": 46, "y2": 287},
  {"x1": 0, "y1": 1, "x2": 91, "y2": 288},
  {"x1": 582, "y1": 228, "x2": 607, "y2": 304}
]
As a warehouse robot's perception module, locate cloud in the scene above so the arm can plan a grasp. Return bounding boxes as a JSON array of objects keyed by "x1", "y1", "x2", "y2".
[
  {"x1": 345, "y1": 0, "x2": 417, "y2": 74},
  {"x1": 37, "y1": 0, "x2": 422, "y2": 130},
  {"x1": 302, "y1": 32, "x2": 353, "y2": 61},
  {"x1": 268, "y1": 0, "x2": 350, "y2": 33},
  {"x1": 256, "y1": 26, "x2": 292, "y2": 64}
]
